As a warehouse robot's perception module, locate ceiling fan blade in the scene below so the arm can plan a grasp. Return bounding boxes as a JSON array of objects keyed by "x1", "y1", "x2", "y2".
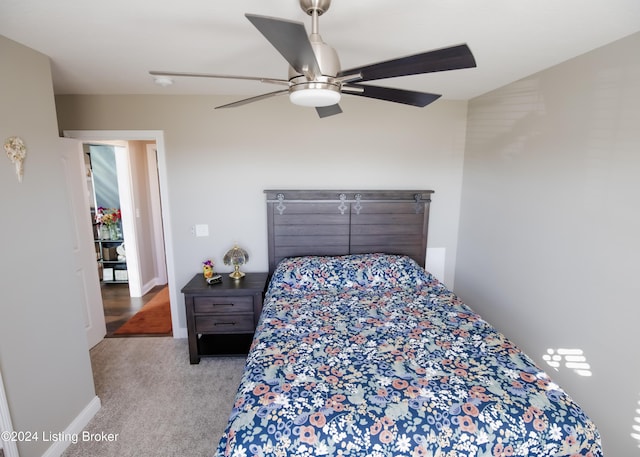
[
  {"x1": 338, "y1": 44, "x2": 476, "y2": 83},
  {"x1": 149, "y1": 71, "x2": 288, "y2": 86},
  {"x1": 215, "y1": 90, "x2": 289, "y2": 109},
  {"x1": 245, "y1": 14, "x2": 321, "y2": 77},
  {"x1": 342, "y1": 84, "x2": 441, "y2": 107},
  {"x1": 316, "y1": 104, "x2": 343, "y2": 118}
]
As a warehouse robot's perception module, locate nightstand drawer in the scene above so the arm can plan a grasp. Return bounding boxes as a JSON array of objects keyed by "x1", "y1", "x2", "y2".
[
  {"x1": 195, "y1": 314, "x2": 254, "y2": 333},
  {"x1": 193, "y1": 295, "x2": 253, "y2": 314}
]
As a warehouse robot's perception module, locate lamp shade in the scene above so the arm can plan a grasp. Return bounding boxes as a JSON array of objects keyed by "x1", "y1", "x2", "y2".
[{"x1": 223, "y1": 244, "x2": 249, "y2": 279}]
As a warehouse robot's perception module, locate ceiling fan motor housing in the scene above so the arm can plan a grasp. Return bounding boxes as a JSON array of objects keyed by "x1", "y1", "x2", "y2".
[
  {"x1": 288, "y1": 34, "x2": 340, "y2": 79},
  {"x1": 299, "y1": 0, "x2": 331, "y2": 16},
  {"x1": 288, "y1": 35, "x2": 341, "y2": 106}
]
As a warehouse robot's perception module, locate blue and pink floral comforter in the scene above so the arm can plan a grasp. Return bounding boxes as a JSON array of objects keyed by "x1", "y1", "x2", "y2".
[{"x1": 215, "y1": 254, "x2": 602, "y2": 457}]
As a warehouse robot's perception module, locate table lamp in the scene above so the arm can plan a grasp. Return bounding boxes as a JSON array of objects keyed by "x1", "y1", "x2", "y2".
[{"x1": 223, "y1": 244, "x2": 249, "y2": 279}]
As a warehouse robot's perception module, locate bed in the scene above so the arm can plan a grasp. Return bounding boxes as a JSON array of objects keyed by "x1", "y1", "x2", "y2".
[{"x1": 214, "y1": 190, "x2": 602, "y2": 457}]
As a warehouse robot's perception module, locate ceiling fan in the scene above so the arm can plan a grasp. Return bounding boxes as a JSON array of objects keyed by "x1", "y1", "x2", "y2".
[{"x1": 149, "y1": 0, "x2": 476, "y2": 118}]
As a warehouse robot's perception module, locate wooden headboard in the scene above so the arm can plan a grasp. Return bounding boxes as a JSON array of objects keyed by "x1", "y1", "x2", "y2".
[{"x1": 265, "y1": 190, "x2": 434, "y2": 273}]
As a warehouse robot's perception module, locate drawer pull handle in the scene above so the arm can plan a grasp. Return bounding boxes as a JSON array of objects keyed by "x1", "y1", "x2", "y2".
[{"x1": 214, "y1": 322, "x2": 236, "y2": 326}]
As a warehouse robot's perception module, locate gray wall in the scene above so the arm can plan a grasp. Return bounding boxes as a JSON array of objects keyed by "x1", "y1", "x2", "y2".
[
  {"x1": 0, "y1": 35, "x2": 96, "y2": 457},
  {"x1": 456, "y1": 32, "x2": 640, "y2": 455},
  {"x1": 55, "y1": 94, "x2": 469, "y2": 330}
]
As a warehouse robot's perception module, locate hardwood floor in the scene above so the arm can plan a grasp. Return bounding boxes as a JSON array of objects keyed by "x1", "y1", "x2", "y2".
[{"x1": 101, "y1": 283, "x2": 167, "y2": 336}]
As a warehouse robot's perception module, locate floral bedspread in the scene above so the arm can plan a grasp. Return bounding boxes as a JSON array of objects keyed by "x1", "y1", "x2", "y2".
[{"x1": 215, "y1": 254, "x2": 602, "y2": 457}]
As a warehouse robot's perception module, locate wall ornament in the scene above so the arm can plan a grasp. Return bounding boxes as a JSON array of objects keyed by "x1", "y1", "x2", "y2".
[{"x1": 4, "y1": 136, "x2": 26, "y2": 183}]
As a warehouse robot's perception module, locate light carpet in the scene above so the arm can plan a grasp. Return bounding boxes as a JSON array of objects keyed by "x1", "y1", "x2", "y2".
[{"x1": 62, "y1": 338, "x2": 245, "y2": 457}]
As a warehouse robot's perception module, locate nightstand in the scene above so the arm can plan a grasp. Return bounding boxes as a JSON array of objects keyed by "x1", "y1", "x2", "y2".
[{"x1": 181, "y1": 272, "x2": 269, "y2": 364}]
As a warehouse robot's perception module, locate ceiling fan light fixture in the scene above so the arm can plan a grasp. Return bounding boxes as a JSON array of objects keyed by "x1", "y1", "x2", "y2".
[
  {"x1": 290, "y1": 88, "x2": 341, "y2": 107},
  {"x1": 289, "y1": 79, "x2": 341, "y2": 107}
]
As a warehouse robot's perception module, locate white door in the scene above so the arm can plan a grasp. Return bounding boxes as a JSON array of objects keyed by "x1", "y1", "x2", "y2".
[{"x1": 61, "y1": 138, "x2": 107, "y2": 348}]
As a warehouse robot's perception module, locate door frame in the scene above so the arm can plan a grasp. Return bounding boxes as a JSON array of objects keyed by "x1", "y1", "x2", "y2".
[
  {"x1": 112, "y1": 143, "x2": 143, "y2": 297},
  {"x1": 63, "y1": 130, "x2": 183, "y2": 338}
]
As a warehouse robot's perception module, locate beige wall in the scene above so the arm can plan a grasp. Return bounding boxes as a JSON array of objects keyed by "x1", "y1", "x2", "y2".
[
  {"x1": 456, "y1": 32, "x2": 640, "y2": 455},
  {"x1": 126, "y1": 140, "x2": 164, "y2": 291},
  {"x1": 0, "y1": 35, "x2": 96, "y2": 457},
  {"x1": 56, "y1": 95, "x2": 469, "y2": 330}
]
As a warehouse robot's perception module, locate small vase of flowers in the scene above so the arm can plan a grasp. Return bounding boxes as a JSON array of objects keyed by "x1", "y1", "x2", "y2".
[{"x1": 95, "y1": 207, "x2": 122, "y2": 240}]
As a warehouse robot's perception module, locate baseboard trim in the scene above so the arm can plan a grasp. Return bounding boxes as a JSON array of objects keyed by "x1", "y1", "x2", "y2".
[
  {"x1": 173, "y1": 327, "x2": 187, "y2": 339},
  {"x1": 41, "y1": 396, "x2": 101, "y2": 457},
  {"x1": 140, "y1": 278, "x2": 167, "y2": 296}
]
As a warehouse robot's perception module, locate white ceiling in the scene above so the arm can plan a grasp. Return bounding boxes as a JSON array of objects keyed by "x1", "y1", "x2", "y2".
[{"x1": 2, "y1": 0, "x2": 639, "y2": 101}]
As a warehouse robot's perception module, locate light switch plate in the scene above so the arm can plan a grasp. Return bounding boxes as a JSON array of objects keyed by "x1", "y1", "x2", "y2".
[{"x1": 194, "y1": 224, "x2": 209, "y2": 237}]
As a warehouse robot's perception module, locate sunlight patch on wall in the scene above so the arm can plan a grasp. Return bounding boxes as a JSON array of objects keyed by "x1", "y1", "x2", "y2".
[
  {"x1": 542, "y1": 348, "x2": 592, "y2": 377},
  {"x1": 632, "y1": 395, "x2": 640, "y2": 448}
]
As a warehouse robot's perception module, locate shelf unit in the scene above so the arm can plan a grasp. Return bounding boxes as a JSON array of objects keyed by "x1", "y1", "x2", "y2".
[{"x1": 94, "y1": 224, "x2": 128, "y2": 284}]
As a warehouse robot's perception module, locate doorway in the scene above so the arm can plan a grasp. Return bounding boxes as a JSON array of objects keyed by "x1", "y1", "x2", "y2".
[
  {"x1": 64, "y1": 130, "x2": 181, "y2": 343},
  {"x1": 85, "y1": 141, "x2": 169, "y2": 336}
]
